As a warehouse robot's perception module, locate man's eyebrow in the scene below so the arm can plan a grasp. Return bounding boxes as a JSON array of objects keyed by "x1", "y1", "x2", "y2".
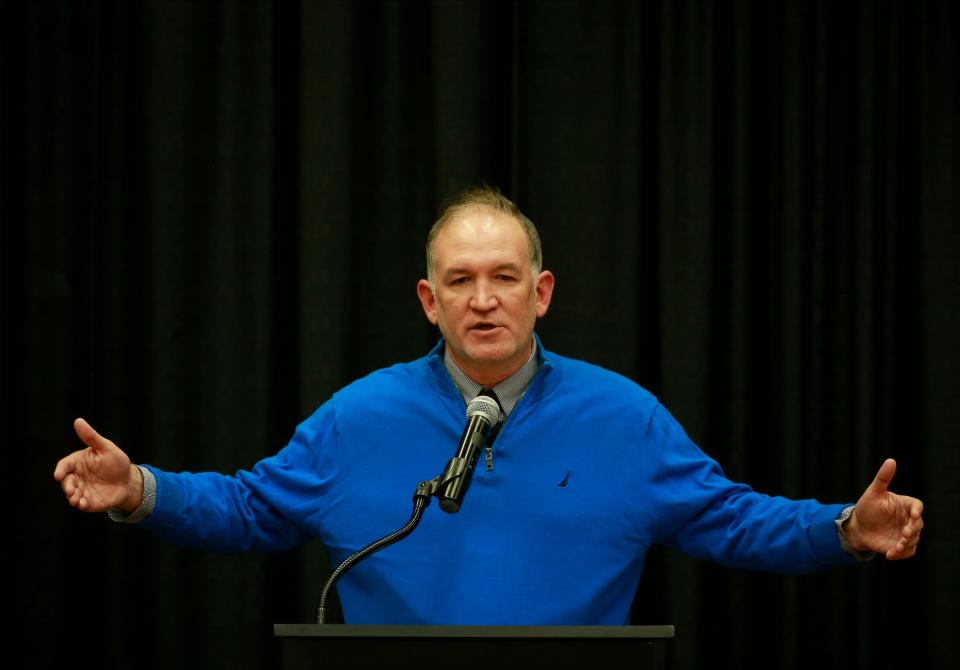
[
  {"x1": 442, "y1": 267, "x2": 471, "y2": 280},
  {"x1": 442, "y1": 263, "x2": 522, "y2": 280}
]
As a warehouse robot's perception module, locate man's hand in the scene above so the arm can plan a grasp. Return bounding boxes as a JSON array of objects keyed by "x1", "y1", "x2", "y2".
[
  {"x1": 54, "y1": 418, "x2": 143, "y2": 513},
  {"x1": 844, "y1": 458, "x2": 924, "y2": 560}
]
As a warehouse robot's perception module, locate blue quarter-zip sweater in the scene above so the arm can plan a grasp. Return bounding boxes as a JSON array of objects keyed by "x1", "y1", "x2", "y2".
[{"x1": 140, "y1": 339, "x2": 854, "y2": 624}]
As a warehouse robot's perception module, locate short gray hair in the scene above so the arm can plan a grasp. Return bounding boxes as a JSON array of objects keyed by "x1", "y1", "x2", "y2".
[{"x1": 426, "y1": 185, "x2": 542, "y2": 283}]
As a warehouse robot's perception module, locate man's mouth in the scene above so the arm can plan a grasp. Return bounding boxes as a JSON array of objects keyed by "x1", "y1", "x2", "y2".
[{"x1": 472, "y1": 323, "x2": 499, "y2": 331}]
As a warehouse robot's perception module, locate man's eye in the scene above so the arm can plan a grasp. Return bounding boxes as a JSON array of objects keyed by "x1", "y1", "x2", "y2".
[
  {"x1": 451, "y1": 277, "x2": 469, "y2": 286},
  {"x1": 497, "y1": 275, "x2": 516, "y2": 282}
]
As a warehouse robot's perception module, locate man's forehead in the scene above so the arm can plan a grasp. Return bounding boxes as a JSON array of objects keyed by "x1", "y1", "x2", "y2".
[{"x1": 434, "y1": 214, "x2": 529, "y2": 267}]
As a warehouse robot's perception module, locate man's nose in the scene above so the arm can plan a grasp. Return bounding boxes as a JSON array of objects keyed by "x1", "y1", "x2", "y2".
[{"x1": 470, "y1": 281, "x2": 499, "y2": 310}]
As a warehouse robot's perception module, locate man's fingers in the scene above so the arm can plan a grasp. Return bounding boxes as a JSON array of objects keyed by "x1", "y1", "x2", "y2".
[
  {"x1": 65, "y1": 475, "x2": 82, "y2": 506},
  {"x1": 867, "y1": 458, "x2": 897, "y2": 495},
  {"x1": 906, "y1": 515, "x2": 924, "y2": 537},
  {"x1": 900, "y1": 524, "x2": 921, "y2": 545},
  {"x1": 63, "y1": 473, "x2": 92, "y2": 510},
  {"x1": 53, "y1": 453, "x2": 76, "y2": 481},
  {"x1": 886, "y1": 520, "x2": 922, "y2": 560},
  {"x1": 902, "y1": 499, "x2": 924, "y2": 539},
  {"x1": 887, "y1": 542, "x2": 918, "y2": 561},
  {"x1": 60, "y1": 472, "x2": 74, "y2": 496}
]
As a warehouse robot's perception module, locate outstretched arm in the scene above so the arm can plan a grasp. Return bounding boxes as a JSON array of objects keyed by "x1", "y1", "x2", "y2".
[
  {"x1": 54, "y1": 418, "x2": 144, "y2": 513},
  {"x1": 844, "y1": 459, "x2": 924, "y2": 560}
]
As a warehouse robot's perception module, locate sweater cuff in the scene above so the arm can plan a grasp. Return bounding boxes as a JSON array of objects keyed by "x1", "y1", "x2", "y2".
[
  {"x1": 834, "y1": 504, "x2": 877, "y2": 562},
  {"x1": 805, "y1": 503, "x2": 858, "y2": 564},
  {"x1": 106, "y1": 465, "x2": 157, "y2": 524}
]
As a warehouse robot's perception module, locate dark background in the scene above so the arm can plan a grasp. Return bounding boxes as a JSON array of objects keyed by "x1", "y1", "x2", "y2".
[{"x1": 2, "y1": 1, "x2": 957, "y2": 668}]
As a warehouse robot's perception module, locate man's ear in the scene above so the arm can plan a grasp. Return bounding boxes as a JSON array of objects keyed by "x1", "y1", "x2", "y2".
[
  {"x1": 417, "y1": 279, "x2": 440, "y2": 325},
  {"x1": 534, "y1": 271, "x2": 555, "y2": 318}
]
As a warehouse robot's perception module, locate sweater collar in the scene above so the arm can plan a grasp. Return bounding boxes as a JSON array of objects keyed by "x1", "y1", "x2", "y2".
[
  {"x1": 442, "y1": 338, "x2": 539, "y2": 418},
  {"x1": 426, "y1": 332, "x2": 559, "y2": 408}
]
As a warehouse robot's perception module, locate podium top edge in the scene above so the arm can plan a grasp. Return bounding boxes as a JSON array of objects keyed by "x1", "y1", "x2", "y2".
[{"x1": 273, "y1": 624, "x2": 675, "y2": 639}]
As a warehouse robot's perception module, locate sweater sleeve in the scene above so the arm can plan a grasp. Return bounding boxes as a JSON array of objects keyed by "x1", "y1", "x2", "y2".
[
  {"x1": 642, "y1": 402, "x2": 856, "y2": 572},
  {"x1": 137, "y1": 400, "x2": 340, "y2": 552}
]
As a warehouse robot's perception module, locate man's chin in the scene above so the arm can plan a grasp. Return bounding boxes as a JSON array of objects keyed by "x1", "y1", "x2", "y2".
[
  {"x1": 463, "y1": 345, "x2": 511, "y2": 362},
  {"x1": 463, "y1": 338, "x2": 516, "y2": 363},
  {"x1": 462, "y1": 339, "x2": 528, "y2": 367}
]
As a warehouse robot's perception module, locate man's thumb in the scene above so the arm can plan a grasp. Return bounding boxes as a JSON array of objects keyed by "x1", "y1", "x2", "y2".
[
  {"x1": 868, "y1": 458, "x2": 897, "y2": 494},
  {"x1": 74, "y1": 417, "x2": 111, "y2": 452}
]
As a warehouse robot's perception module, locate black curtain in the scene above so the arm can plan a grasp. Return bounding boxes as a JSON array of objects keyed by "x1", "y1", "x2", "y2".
[{"x1": 3, "y1": 1, "x2": 957, "y2": 668}]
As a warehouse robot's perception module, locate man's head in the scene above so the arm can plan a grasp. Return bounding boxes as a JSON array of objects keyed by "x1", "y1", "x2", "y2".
[{"x1": 417, "y1": 186, "x2": 554, "y2": 386}]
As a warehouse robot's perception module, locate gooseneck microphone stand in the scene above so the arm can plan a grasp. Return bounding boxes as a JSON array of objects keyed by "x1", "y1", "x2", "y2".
[
  {"x1": 316, "y1": 393, "x2": 501, "y2": 624},
  {"x1": 316, "y1": 479, "x2": 438, "y2": 624}
]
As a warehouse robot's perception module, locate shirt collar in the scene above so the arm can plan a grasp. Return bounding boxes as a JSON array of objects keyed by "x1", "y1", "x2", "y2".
[{"x1": 442, "y1": 337, "x2": 540, "y2": 418}]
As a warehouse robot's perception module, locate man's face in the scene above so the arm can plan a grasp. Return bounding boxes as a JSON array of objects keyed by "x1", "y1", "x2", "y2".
[{"x1": 417, "y1": 207, "x2": 554, "y2": 386}]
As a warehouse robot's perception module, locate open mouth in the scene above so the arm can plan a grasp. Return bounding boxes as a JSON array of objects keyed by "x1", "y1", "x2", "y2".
[{"x1": 472, "y1": 323, "x2": 499, "y2": 332}]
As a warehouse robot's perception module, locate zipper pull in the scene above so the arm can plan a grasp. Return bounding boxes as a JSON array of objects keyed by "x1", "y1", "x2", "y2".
[{"x1": 485, "y1": 444, "x2": 494, "y2": 471}]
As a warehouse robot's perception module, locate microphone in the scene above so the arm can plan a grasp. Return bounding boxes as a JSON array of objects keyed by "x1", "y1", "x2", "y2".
[{"x1": 437, "y1": 392, "x2": 501, "y2": 513}]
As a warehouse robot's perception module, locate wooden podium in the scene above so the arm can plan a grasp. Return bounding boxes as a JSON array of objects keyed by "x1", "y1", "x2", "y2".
[{"x1": 274, "y1": 624, "x2": 675, "y2": 668}]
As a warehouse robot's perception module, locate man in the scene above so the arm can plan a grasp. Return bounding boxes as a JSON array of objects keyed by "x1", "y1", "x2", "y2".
[{"x1": 55, "y1": 186, "x2": 924, "y2": 624}]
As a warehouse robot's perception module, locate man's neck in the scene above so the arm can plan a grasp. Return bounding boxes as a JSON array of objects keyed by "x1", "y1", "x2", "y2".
[
  {"x1": 447, "y1": 344, "x2": 534, "y2": 387},
  {"x1": 442, "y1": 338, "x2": 540, "y2": 417}
]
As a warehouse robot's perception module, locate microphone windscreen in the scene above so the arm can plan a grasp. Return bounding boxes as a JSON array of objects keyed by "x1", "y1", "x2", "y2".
[{"x1": 466, "y1": 394, "x2": 500, "y2": 424}]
